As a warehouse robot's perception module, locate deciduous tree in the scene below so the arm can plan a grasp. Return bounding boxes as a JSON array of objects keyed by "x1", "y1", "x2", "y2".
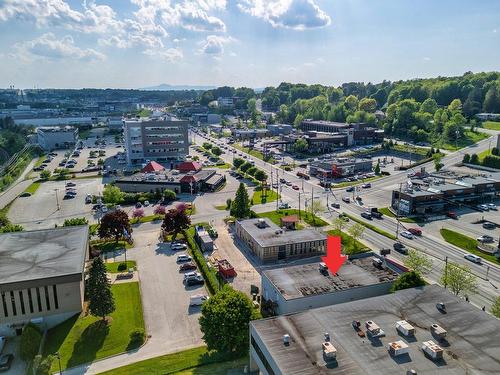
[
  {"x1": 404, "y1": 249, "x2": 432, "y2": 276},
  {"x1": 347, "y1": 223, "x2": 365, "y2": 243},
  {"x1": 391, "y1": 271, "x2": 425, "y2": 292},
  {"x1": 441, "y1": 261, "x2": 478, "y2": 296},
  {"x1": 98, "y1": 209, "x2": 132, "y2": 243},
  {"x1": 102, "y1": 185, "x2": 124, "y2": 205},
  {"x1": 161, "y1": 204, "x2": 191, "y2": 241},
  {"x1": 491, "y1": 296, "x2": 500, "y2": 318}
]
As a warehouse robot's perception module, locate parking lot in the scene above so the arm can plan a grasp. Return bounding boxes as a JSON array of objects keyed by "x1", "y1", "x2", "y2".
[{"x1": 1, "y1": 337, "x2": 25, "y2": 374}]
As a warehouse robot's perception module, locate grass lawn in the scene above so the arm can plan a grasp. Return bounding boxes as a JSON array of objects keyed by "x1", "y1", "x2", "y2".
[
  {"x1": 482, "y1": 121, "x2": 500, "y2": 131},
  {"x1": 258, "y1": 209, "x2": 328, "y2": 227},
  {"x1": 440, "y1": 228, "x2": 499, "y2": 264},
  {"x1": 90, "y1": 240, "x2": 132, "y2": 253},
  {"x1": 44, "y1": 282, "x2": 145, "y2": 372},
  {"x1": 213, "y1": 162, "x2": 231, "y2": 169},
  {"x1": 326, "y1": 229, "x2": 370, "y2": 255},
  {"x1": 434, "y1": 130, "x2": 488, "y2": 151},
  {"x1": 252, "y1": 188, "x2": 279, "y2": 205},
  {"x1": 477, "y1": 148, "x2": 492, "y2": 161},
  {"x1": 98, "y1": 346, "x2": 248, "y2": 375},
  {"x1": 343, "y1": 212, "x2": 397, "y2": 240},
  {"x1": 130, "y1": 214, "x2": 163, "y2": 224},
  {"x1": 24, "y1": 181, "x2": 41, "y2": 194},
  {"x1": 105, "y1": 261, "x2": 137, "y2": 273},
  {"x1": 34, "y1": 155, "x2": 47, "y2": 168},
  {"x1": 378, "y1": 207, "x2": 418, "y2": 223},
  {"x1": 214, "y1": 204, "x2": 228, "y2": 210},
  {"x1": 233, "y1": 143, "x2": 274, "y2": 163},
  {"x1": 333, "y1": 175, "x2": 384, "y2": 188}
]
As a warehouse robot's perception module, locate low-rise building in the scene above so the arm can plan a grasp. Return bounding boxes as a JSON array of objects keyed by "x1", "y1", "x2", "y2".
[
  {"x1": 309, "y1": 157, "x2": 373, "y2": 178},
  {"x1": 476, "y1": 113, "x2": 500, "y2": 121},
  {"x1": 36, "y1": 126, "x2": 78, "y2": 150},
  {"x1": 261, "y1": 256, "x2": 399, "y2": 315},
  {"x1": 267, "y1": 124, "x2": 293, "y2": 136},
  {"x1": 234, "y1": 218, "x2": 326, "y2": 262},
  {"x1": 232, "y1": 128, "x2": 270, "y2": 140},
  {"x1": 0, "y1": 226, "x2": 89, "y2": 336},
  {"x1": 107, "y1": 116, "x2": 123, "y2": 132},
  {"x1": 250, "y1": 284, "x2": 500, "y2": 375}
]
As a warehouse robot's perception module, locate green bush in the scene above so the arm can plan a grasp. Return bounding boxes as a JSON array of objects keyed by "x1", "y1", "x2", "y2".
[
  {"x1": 63, "y1": 217, "x2": 88, "y2": 226},
  {"x1": 492, "y1": 147, "x2": 499, "y2": 156},
  {"x1": 117, "y1": 262, "x2": 127, "y2": 272},
  {"x1": 20, "y1": 323, "x2": 42, "y2": 361},
  {"x1": 35, "y1": 354, "x2": 54, "y2": 375},
  {"x1": 482, "y1": 154, "x2": 500, "y2": 169},
  {"x1": 128, "y1": 328, "x2": 145, "y2": 348},
  {"x1": 391, "y1": 271, "x2": 425, "y2": 292}
]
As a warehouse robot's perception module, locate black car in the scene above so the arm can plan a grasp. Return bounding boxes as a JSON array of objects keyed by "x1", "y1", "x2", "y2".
[
  {"x1": 393, "y1": 242, "x2": 408, "y2": 254},
  {"x1": 185, "y1": 276, "x2": 205, "y2": 286},
  {"x1": 63, "y1": 194, "x2": 75, "y2": 199},
  {"x1": 361, "y1": 211, "x2": 372, "y2": 220},
  {"x1": 483, "y1": 222, "x2": 496, "y2": 230},
  {"x1": 0, "y1": 354, "x2": 14, "y2": 371},
  {"x1": 346, "y1": 186, "x2": 355, "y2": 192}
]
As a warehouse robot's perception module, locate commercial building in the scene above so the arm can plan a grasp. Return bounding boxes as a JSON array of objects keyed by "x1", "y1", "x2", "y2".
[
  {"x1": 266, "y1": 124, "x2": 293, "y2": 136},
  {"x1": 309, "y1": 157, "x2": 373, "y2": 178},
  {"x1": 250, "y1": 284, "x2": 500, "y2": 375},
  {"x1": 191, "y1": 113, "x2": 221, "y2": 124},
  {"x1": 300, "y1": 119, "x2": 384, "y2": 146},
  {"x1": 232, "y1": 128, "x2": 270, "y2": 140},
  {"x1": 476, "y1": 113, "x2": 500, "y2": 121},
  {"x1": 123, "y1": 116, "x2": 188, "y2": 165},
  {"x1": 0, "y1": 226, "x2": 89, "y2": 336},
  {"x1": 391, "y1": 174, "x2": 500, "y2": 216},
  {"x1": 36, "y1": 126, "x2": 78, "y2": 150},
  {"x1": 106, "y1": 116, "x2": 123, "y2": 132},
  {"x1": 234, "y1": 218, "x2": 326, "y2": 262},
  {"x1": 261, "y1": 256, "x2": 399, "y2": 315}
]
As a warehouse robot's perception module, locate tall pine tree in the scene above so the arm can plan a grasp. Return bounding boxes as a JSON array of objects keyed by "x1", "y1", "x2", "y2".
[
  {"x1": 230, "y1": 183, "x2": 251, "y2": 219},
  {"x1": 87, "y1": 257, "x2": 115, "y2": 322}
]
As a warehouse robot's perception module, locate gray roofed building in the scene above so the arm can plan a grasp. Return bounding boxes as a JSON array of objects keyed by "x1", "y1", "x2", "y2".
[{"x1": 250, "y1": 284, "x2": 500, "y2": 375}]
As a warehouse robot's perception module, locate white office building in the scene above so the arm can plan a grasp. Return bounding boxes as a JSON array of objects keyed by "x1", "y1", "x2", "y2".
[{"x1": 36, "y1": 126, "x2": 78, "y2": 150}]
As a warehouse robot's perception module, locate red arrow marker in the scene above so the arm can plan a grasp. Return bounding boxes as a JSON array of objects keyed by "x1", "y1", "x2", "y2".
[{"x1": 321, "y1": 235, "x2": 347, "y2": 275}]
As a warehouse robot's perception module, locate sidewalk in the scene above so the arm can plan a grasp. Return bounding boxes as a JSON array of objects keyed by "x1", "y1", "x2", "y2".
[{"x1": 0, "y1": 158, "x2": 37, "y2": 210}]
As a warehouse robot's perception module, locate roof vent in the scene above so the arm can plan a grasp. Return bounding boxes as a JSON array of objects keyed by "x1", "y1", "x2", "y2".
[{"x1": 283, "y1": 334, "x2": 290, "y2": 346}]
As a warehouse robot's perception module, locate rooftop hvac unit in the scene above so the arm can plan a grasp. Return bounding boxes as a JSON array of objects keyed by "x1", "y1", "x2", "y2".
[
  {"x1": 365, "y1": 320, "x2": 382, "y2": 336},
  {"x1": 430, "y1": 324, "x2": 447, "y2": 339},
  {"x1": 396, "y1": 320, "x2": 415, "y2": 337},
  {"x1": 421, "y1": 340, "x2": 443, "y2": 360},
  {"x1": 322, "y1": 341, "x2": 337, "y2": 360},
  {"x1": 387, "y1": 340, "x2": 409, "y2": 357}
]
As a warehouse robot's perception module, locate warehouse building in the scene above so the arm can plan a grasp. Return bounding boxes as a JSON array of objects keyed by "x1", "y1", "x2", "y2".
[
  {"x1": 250, "y1": 284, "x2": 500, "y2": 375},
  {"x1": 36, "y1": 126, "x2": 78, "y2": 150},
  {"x1": 261, "y1": 256, "x2": 399, "y2": 315},
  {"x1": 391, "y1": 174, "x2": 500, "y2": 216},
  {"x1": 0, "y1": 226, "x2": 89, "y2": 336},
  {"x1": 309, "y1": 157, "x2": 373, "y2": 178},
  {"x1": 234, "y1": 218, "x2": 326, "y2": 262}
]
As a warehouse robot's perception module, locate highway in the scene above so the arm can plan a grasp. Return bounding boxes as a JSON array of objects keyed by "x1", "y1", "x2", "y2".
[{"x1": 192, "y1": 130, "x2": 500, "y2": 309}]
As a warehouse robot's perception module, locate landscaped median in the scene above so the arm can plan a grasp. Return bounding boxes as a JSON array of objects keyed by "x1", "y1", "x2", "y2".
[
  {"x1": 43, "y1": 282, "x2": 145, "y2": 373},
  {"x1": 105, "y1": 260, "x2": 137, "y2": 273},
  {"x1": 98, "y1": 346, "x2": 248, "y2": 375},
  {"x1": 252, "y1": 187, "x2": 279, "y2": 205},
  {"x1": 378, "y1": 207, "x2": 418, "y2": 223},
  {"x1": 440, "y1": 228, "x2": 500, "y2": 264},
  {"x1": 342, "y1": 212, "x2": 397, "y2": 240}
]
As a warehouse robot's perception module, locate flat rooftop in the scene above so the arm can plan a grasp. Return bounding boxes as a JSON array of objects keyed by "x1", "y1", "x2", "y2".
[
  {"x1": 251, "y1": 285, "x2": 500, "y2": 375},
  {"x1": 0, "y1": 226, "x2": 89, "y2": 285},
  {"x1": 238, "y1": 218, "x2": 326, "y2": 248},
  {"x1": 264, "y1": 258, "x2": 398, "y2": 300}
]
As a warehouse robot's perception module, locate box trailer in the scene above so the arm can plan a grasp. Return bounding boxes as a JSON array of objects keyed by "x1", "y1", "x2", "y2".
[
  {"x1": 396, "y1": 320, "x2": 415, "y2": 336},
  {"x1": 422, "y1": 340, "x2": 443, "y2": 360},
  {"x1": 388, "y1": 340, "x2": 409, "y2": 356}
]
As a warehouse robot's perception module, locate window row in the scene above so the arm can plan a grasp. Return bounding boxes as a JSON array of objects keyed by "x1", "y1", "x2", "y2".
[{"x1": 1, "y1": 285, "x2": 59, "y2": 318}]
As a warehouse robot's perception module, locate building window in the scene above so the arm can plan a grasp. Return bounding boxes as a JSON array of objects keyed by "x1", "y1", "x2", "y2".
[
  {"x1": 44, "y1": 286, "x2": 51, "y2": 311},
  {"x1": 36, "y1": 288, "x2": 42, "y2": 312},
  {"x1": 1, "y1": 292, "x2": 8, "y2": 317},
  {"x1": 10, "y1": 291, "x2": 17, "y2": 316},
  {"x1": 27, "y1": 289, "x2": 34, "y2": 314},
  {"x1": 251, "y1": 336, "x2": 276, "y2": 375},
  {"x1": 53, "y1": 285, "x2": 59, "y2": 309},
  {"x1": 19, "y1": 291, "x2": 26, "y2": 315}
]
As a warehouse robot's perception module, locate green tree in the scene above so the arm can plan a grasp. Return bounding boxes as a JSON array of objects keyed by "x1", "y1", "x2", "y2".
[
  {"x1": 374, "y1": 160, "x2": 381, "y2": 175},
  {"x1": 344, "y1": 95, "x2": 359, "y2": 112},
  {"x1": 470, "y1": 153, "x2": 479, "y2": 164},
  {"x1": 40, "y1": 169, "x2": 51, "y2": 180},
  {"x1": 20, "y1": 323, "x2": 42, "y2": 361},
  {"x1": 226, "y1": 198, "x2": 232, "y2": 210},
  {"x1": 491, "y1": 296, "x2": 500, "y2": 318},
  {"x1": 199, "y1": 285, "x2": 254, "y2": 355},
  {"x1": 233, "y1": 158, "x2": 245, "y2": 169},
  {"x1": 246, "y1": 166, "x2": 257, "y2": 176},
  {"x1": 347, "y1": 223, "x2": 365, "y2": 242},
  {"x1": 447, "y1": 98, "x2": 463, "y2": 114},
  {"x1": 293, "y1": 114, "x2": 304, "y2": 128},
  {"x1": 462, "y1": 153, "x2": 471, "y2": 163},
  {"x1": 63, "y1": 217, "x2": 88, "y2": 226},
  {"x1": 254, "y1": 170, "x2": 268, "y2": 184},
  {"x1": 161, "y1": 205, "x2": 191, "y2": 241},
  {"x1": 230, "y1": 183, "x2": 251, "y2": 219},
  {"x1": 102, "y1": 185, "x2": 124, "y2": 205},
  {"x1": 404, "y1": 249, "x2": 432, "y2": 276},
  {"x1": 277, "y1": 104, "x2": 289, "y2": 123},
  {"x1": 420, "y1": 98, "x2": 438, "y2": 114},
  {"x1": 211, "y1": 146, "x2": 222, "y2": 156},
  {"x1": 202, "y1": 142, "x2": 212, "y2": 149},
  {"x1": 240, "y1": 162, "x2": 252, "y2": 173},
  {"x1": 441, "y1": 262, "x2": 478, "y2": 296},
  {"x1": 294, "y1": 138, "x2": 308, "y2": 153},
  {"x1": 391, "y1": 271, "x2": 425, "y2": 292},
  {"x1": 98, "y1": 209, "x2": 132, "y2": 243},
  {"x1": 358, "y1": 98, "x2": 377, "y2": 113},
  {"x1": 491, "y1": 147, "x2": 499, "y2": 156},
  {"x1": 433, "y1": 154, "x2": 444, "y2": 171},
  {"x1": 333, "y1": 217, "x2": 347, "y2": 233},
  {"x1": 483, "y1": 86, "x2": 500, "y2": 112},
  {"x1": 163, "y1": 189, "x2": 177, "y2": 201},
  {"x1": 87, "y1": 257, "x2": 115, "y2": 321}
]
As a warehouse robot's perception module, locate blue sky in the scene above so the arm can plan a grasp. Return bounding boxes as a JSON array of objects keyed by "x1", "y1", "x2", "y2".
[{"x1": 0, "y1": 0, "x2": 499, "y2": 89}]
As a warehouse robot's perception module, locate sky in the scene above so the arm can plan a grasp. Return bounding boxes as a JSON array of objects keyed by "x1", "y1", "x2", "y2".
[{"x1": 0, "y1": 0, "x2": 499, "y2": 89}]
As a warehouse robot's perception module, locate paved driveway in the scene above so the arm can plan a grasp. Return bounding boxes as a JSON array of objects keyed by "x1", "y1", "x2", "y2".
[{"x1": 1, "y1": 337, "x2": 25, "y2": 375}]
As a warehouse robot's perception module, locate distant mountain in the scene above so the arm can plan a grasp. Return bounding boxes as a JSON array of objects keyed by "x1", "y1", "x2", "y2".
[{"x1": 140, "y1": 83, "x2": 216, "y2": 91}]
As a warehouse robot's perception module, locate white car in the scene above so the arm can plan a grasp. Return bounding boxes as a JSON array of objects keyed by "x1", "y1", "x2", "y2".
[
  {"x1": 488, "y1": 203, "x2": 497, "y2": 210},
  {"x1": 177, "y1": 254, "x2": 192, "y2": 263},
  {"x1": 189, "y1": 294, "x2": 209, "y2": 306},
  {"x1": 184, "y1": 271, "x2": 202, "y2": 280},
  {"x1": 400, "y1": 231, "x2": 414, "y2": 239},
  {"x1": 478, "y1": 204, "x2": 489, "y2": 211},
  {"x1": 464, "y1": 253, "x2": 482, "y2": 264},
  {"x1": 171, "y1": 243, "x2": 188, "y2": 250}
]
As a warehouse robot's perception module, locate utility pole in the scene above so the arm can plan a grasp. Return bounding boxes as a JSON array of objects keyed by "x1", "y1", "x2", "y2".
[
  {"x1": 444, "y1": 256, "x2": 448, "y2": 288},
  {"x1": 298, "y1": 192, "x2": 301, "y2": 219},
  {"x1": 395, "y1": 182, "x2": 403, "y2": 239},
  {"x1": 311, "y1": 187, "x2": 314, "y2": 217}
]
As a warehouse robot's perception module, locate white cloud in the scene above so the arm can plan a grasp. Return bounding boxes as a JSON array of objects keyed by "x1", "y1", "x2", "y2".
[
  {"x1": 200, "y1": 35, "x2": 234, "y2": 55},
  {"x1": 423, "y1": 57, "x2": 431, "y2": 61},
  {"x1": 238, "y1": 0, "x2": 331, "y2": 30},
  {"x1": 14, "y1": 33, "x2": 105, "y2": 61},
  {"x1": 143, "y1": 47, "x2": 183, "y2": 62}
]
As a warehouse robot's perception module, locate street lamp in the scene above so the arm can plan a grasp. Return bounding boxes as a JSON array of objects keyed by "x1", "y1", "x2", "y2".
[{"x1": 55, "y1": 352, "x2": 62, "y2": 374}]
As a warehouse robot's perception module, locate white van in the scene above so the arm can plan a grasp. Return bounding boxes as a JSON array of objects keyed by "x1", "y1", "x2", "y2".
[{"x1": 189, "y1": 294, "x2": 209, "y2": 306}]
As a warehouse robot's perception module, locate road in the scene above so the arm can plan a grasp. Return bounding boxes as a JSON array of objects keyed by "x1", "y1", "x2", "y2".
[{"x1": 193, "y1": 130, "x2": 500, "y2": 309}]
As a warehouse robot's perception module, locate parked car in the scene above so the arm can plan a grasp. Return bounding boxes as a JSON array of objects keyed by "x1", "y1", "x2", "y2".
[
  {"x1": 179, "y1": 262, "x2": 197, "y2": 271},
  {"x1": 407, "y1": 228, "x2": 421, "y2": 236},
  {"x1": 189, "y1": 294, "x2": 209, "y2": 306},
  {"x1": 278, "y1": 202, "x2": 290, "y2": 209},
  {"x1": 292, "y1": 185, "x2": 299, "y2": 190},
  {"x1": 144, "y1": 200, "x2": 150, "y2": 206},
  {"x1": 85, "y1": 195, "x2": 92, "y2": 204},
  {"x1": 393, "y1": 242, "x2": 408, "y2": 254},
  {"x1": 285, "y1": 181, "x2": 292, "y2": 186},
  {"x1": 342, "y1": 196, "x2": 351, "y2": 203},
  {"x1": 355, "y1": 196, "x2": 362, "y2": 201},
  {"x1": 477, "y1": 235, "x2": 494, "y2": 243},
  {"x1": 400, "y1": 231, "x2": 414, "y2": 239},
  {"x1": 360, "y1": 211, "x2": 372, "y2": 220},
  {"x1": 0, "y1": 354, "x2": 14, "y2": 372},
  {"x1": 66, "y1": 182, "x2": 76, "y2": 187},
  {"x1": 185, "y1": 276, "x2": 205, "y2": 286},
  {"x1": 63, "y1": 193, "x2": 75, "y2": 199},
  {"x1": 446, "y1": 211, "x2": 458, "y2": 219},
  {"x1": 483, "y1": 221, "x2": 496, "y2": 230},
  {"x1": 19, "y1": 192, "x2": 31, "y2": 197},
  {"x1": 135, "y1": 202, "x2": 143, "y2": 208},
  {"x1": 487, "y1": 203, "x2": 497, "y2": 210},
  {"x1": 464, "y1": 253, "x2": 482, "y2": 264},
  {"x1": 171, "y1": 243, "x2": 188, "y2": 251},
  {"x1": 478, "y1": 204, "x2": 489, "y2": 211},
  {"x1": 177, "y1": 254, "x2": 192, "y2": 263}
]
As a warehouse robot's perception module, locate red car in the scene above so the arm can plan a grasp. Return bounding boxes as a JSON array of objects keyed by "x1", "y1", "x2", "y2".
[
  {"x1": 292, "y1": 185, "x2": 300, "y2": 190},
  {"x1": 408, "y1": 228, "x2": 422, "y2": 236},
  {"x1": 446, "y1": 211, "x2": 458, "y2": 219},
  {"x1": 179, "y1": 262, "x2": 197, "y2": 271}
]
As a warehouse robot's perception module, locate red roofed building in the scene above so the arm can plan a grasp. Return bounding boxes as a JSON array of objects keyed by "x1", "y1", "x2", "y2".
[
  {"x1": 141, "y1": 161, "x2": 165, "y2": 173},
  {"x1": 177, "y1": 161, "x2": 202, "y2": 173},
  {"x1": 280, "y1": 215, "x2": 299, "y2": 230}
]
